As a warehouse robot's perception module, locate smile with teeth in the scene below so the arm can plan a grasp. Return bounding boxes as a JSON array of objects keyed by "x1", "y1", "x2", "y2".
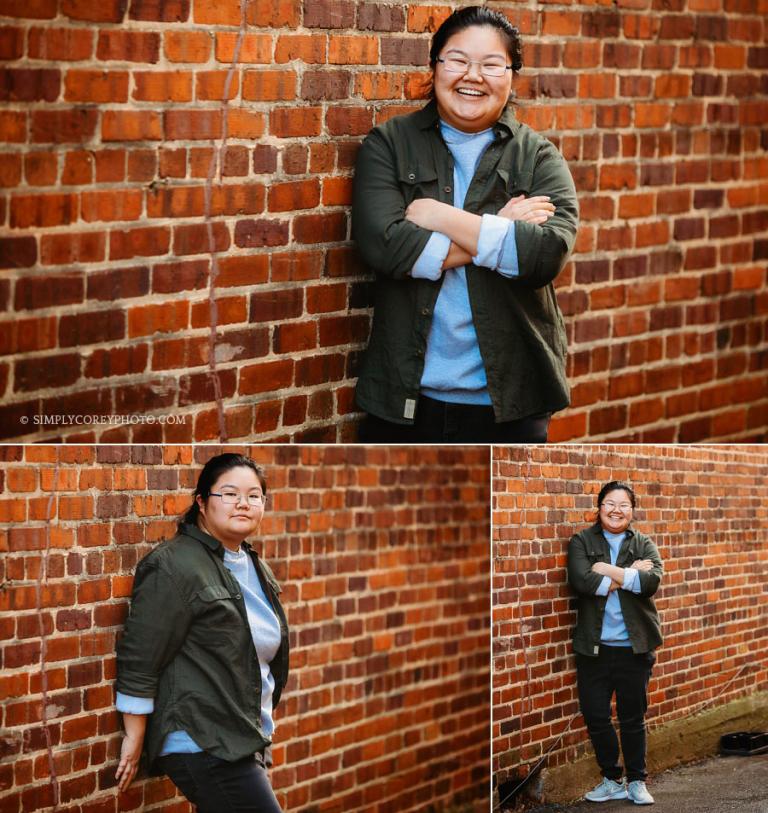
[{"x1": 456, "y1": 88, "x2": 486, "y2": 97}]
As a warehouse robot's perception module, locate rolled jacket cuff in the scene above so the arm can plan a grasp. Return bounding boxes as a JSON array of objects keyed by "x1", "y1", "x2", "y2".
[
  {"x1": 411, "y1": 230, "x2": 451, "y2": 280},
  {"x1": 472, "y1": 213, "x2": 511, "y2": 270},
  {"x1": 116, "y1": 691, "x2": 155, "y2": 714},
  {"x1": 595, "y1": 575, "x2": 611, "y2": 597}
]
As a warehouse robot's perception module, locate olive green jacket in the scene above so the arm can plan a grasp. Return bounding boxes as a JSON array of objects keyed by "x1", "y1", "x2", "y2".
[
  {"x1": 351, "y1": 99, "x2": 579, "y2": 424},
  {"x1": 567, "y1": 523, "x2": 663, "y2": 656},
  {"x1": 115, "y1": 523, "x2": 289, "y2": 771}
]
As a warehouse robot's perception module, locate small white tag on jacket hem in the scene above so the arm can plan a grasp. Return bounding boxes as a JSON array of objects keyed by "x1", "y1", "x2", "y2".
[{"x1": 404, "y1": 399, "x2": 416, "y2": 419}]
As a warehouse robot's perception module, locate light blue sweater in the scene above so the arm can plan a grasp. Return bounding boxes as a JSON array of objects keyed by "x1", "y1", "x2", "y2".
[
  {"x1": 411, "y1": 120, "x2": 520, "y2": 404},
  {"x1": 595, "y1": 530, "x2": 641, "y2": 647}
]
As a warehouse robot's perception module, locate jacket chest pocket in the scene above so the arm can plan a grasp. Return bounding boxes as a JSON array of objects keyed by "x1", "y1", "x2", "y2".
[
  {"x1": 399, "y1": 166, "x2": 439, "y2": 206},
  {"x1": 584, "y1": 546, "x2": 606, "y2": 562},
  {"x1": 193, "y1": 584, "x2": 242, "y2": 624},
  {"x1": 497, "y1": 167, "x2": 534, "y2": 198}
]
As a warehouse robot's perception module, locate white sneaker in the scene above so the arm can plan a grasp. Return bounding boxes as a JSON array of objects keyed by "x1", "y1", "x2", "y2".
[
  {"x1": 584, "y1": 777, "x2": 628, "y2": 802},
  {"x1": 627, "y1": 780, "x2": 654, "y2": 805}
]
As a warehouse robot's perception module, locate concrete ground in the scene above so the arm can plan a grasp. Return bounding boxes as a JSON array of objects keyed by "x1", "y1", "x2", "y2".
[{"x1": 523, "y1": 754, "x2": 768, "y2": 813}]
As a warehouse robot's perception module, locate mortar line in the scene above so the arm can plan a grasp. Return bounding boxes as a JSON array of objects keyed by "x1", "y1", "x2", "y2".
[{"x1": 203, "y1": 0, "x2": 250, "y2": 442}]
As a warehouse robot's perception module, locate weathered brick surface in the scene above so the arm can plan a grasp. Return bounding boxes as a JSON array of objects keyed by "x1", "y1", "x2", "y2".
[
  {"x1": 0, "y1": 2, "x2": 766, "y2": 442},
  {"x1": 492, "y1": 444, "x2": 768, "y2": 795},
  {"x1": 0, "y1": 444, "x2": 490, "y2": 813}
]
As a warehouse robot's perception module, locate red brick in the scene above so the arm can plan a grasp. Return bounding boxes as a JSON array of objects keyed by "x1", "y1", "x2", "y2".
[
  {"x1": 127, "y1": 300, "x2": 188, "y2": 337},
  {"x1": 173, "y1": 221, "x2": 230, "y2": 256},
  {"x1": 164, "y1": 29, "x2": 211, "y2": 62},
  {"x1": 28, "y1": 26, "x2": 93, "y2": 59},
  {"x1": 87, "y1": 265, "x2": 149, "y2": 301},
  {"x1": 80, "y1": 190, "x2": 142, "y2": 223},
  {"x1": 97, "y1": 29, "x2": 159, "y2": 62},
  {"x1": 164, "y1": 109, "x2": 222, "y2": 140},
  {"x1": 195, "y1": 70, "x2": 239, "y2": 101},
  {"x1": 10, "y1": 193, "x2": 77, "y2": 229},
  {"x1": 84, "y1": 345, "x2": 149, "y2": 379},
  {"x1": 243, "y1": 69, "x2": 297, "y2": 101},
  {"x1": 239, "y1": 359, "x2": 293, "y2": 394},
  {"x1": 61, "y1": 0, "x2": 126, "y2": 21},
  {"x1": 0, "y1": 68, "x2": 60, "y2": 102},
  {"x1": 249, "y1": 288, "x2": 303, "y2": 322},
  {"x1": 20, "y1": 148, "x2": 59, "y2": 188},
  {"x1": 0, "y1": 317, "x2": 57, "y2": 356},
  {"x1": 31, "y1": 108, "x2": 98, "y2": 144},
  {"x1": 326, "y1": 107, "x2": 373, "y2": 136},
  {"x1": 64, "y1": 70, "x2": 128, "y2": 103},
  {"x1": 0, "y1": 237, "x2": 36, "y2": 269},
  {"x1": 15, "y1": 274, "x2": 83, "y2": 310},
  {"x1": 234, "y1": 218, "x2": 289, "y2": 248},
  {"x1": 268, "y1": 180, "x2": 320, "y2": 212},
  {"x1": 275, "y1": 34, "x2": 326, "y2": 64},
  {"x1": 102, "y1": 110, "x2": 162, "y2": 141},
  {"x1": 133, "y1": 71, "x2": 193, "y2": 102},
  {"x1": 59, "y1": 309, "x2": 124, "y2": 347},
  {"x1": 15, "y1": 353, "x2": 81, "y2": 392},
  {"x1": 129, "y1": 0, "x2": 190, "y2": 21},
  {"x1": 0, "y1": 0, "x2": 57, "y2": 18},
  {"x1": 193, "y1": 0, "x2": 242, "y2": 24},
  {"x1": 293, "y1": 212, "x2": 347, "y2": 244},
  {"x1": 110, "y1": 226, "x2": 170, "y2": 260}
]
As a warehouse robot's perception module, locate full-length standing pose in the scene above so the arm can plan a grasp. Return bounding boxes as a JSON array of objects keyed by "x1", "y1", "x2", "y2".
[{"x1": 567, "y1": 481, "x2": 663, "y2": 805}]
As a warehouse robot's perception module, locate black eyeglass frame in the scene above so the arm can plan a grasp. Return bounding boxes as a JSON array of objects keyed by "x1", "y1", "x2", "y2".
[{"x1": 434, "y1": 56, "x2": 514, "y2": 77}]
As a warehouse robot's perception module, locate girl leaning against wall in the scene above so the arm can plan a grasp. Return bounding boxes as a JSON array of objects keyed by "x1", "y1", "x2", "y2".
[
  {"x1": 352, "y1": 6, "x2": 579, "y2": 443},
  {"x1": 114, "y1": 453, "x2": 289, "y2": 813}
]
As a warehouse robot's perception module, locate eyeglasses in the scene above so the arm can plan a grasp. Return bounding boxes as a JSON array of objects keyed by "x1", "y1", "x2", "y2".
[
  {"x1": 436, "y1": 56, "x2": 512, "y2": 78},
  {"x1": 601, "y1": 501, "x2": 633, "y2": 512},
  {"x1": 210, "y1": 491, "x2": 264, "y2": 506}
]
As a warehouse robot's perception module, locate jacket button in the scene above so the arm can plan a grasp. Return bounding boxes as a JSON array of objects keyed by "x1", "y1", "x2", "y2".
[
  {"x1": 416, "y1": 348, "x2": 424, "y2": 356},
  {"x1": 421, "y1": 308, "x2": 430, "y2": 316},
  {"x1": 408, "y1": 172, "x2": 415, "y2": 180},
  {"x1": 444, "y1": 186, "x2": 451, "y2": 193}
]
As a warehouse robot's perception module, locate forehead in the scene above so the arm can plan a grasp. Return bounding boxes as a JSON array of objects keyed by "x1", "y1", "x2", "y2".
[
  {"x1": 442, "y1": 25, "x2": 509, "y2": 56},
  {"x1": 602, "y1": 488, "x2": 632, "y2": 504},
  {"x1": 213, "y1": 466, "x2": 262, "y2": 490}
]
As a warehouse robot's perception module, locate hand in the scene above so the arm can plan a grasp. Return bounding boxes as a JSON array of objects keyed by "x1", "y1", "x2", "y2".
[
  {"x1": 591, "y1": 561, "x2": 610, "y2": 576},
  {"x1": 631, "y1": 559, "x2": 654, "y2": 572},
  {"x1": 404, "y1": 198, "x2": 451, "y2": 231},
  {"x1": 498, "y1": 194, "x2": 555, "y2": 224},
  {"x1": 115, "y1": 733, "x2": 143, "y2": 792},
  {"x1": 608, "y1": 579, "x2": 622, "y2": 592}
]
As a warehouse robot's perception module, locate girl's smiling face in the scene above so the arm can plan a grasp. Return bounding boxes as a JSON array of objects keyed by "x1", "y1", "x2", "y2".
[
  {"x1": 433, "y1": 25, "x2": 514, "y2": 133},
  {"x1": 599, "y1": 489, "x2": 634, "y2": 534}
]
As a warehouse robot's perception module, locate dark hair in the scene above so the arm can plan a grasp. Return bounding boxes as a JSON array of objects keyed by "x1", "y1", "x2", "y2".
[
  {"x1": 596, "y1": 481, "x2": 636, "y2": 510},
  {"x1": 429, "y1": 6, "x2": 523, "y2": 72},
  {"x1": 179, "y1": 453, "x2": 267, "y2": 529}
]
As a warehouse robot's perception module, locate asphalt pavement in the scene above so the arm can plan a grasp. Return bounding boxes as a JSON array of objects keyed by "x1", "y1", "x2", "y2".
[{"x1": 524, "y1": 754, "x2": 768, "y2": 813}]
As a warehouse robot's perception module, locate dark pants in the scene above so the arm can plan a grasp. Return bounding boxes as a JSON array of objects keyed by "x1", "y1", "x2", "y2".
[
  {"x1": 359, "y1": 395, "x2": 551, "y2": 443},
  {"x1": 158, "y1": 751, "x2": 282, "y2": 813},
  {"x1": 576, "y1": 647, "x2": 655, "y2": 783}
]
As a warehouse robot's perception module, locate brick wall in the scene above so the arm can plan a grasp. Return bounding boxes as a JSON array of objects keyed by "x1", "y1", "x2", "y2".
[
  {"x1": 492, "y1": 444, "x2": 768, "y2": 796},
  {"x1": 0, "y1": 443, "x2": 491, "y2": 813},
  {"x1": 1, "y1": 0, "x2": 767, "y2": 443}
]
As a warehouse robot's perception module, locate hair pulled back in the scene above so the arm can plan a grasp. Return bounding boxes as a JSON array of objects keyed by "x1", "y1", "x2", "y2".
[
  {"x1": 596, "y1": 481, "x2": 636, "y2": 510},
  {"x1": 429, "y1": 6, "x2": 523, "y2": 72},
  {"x1": 179, "y1": 453, "x2": 267, "y2": 529}
]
